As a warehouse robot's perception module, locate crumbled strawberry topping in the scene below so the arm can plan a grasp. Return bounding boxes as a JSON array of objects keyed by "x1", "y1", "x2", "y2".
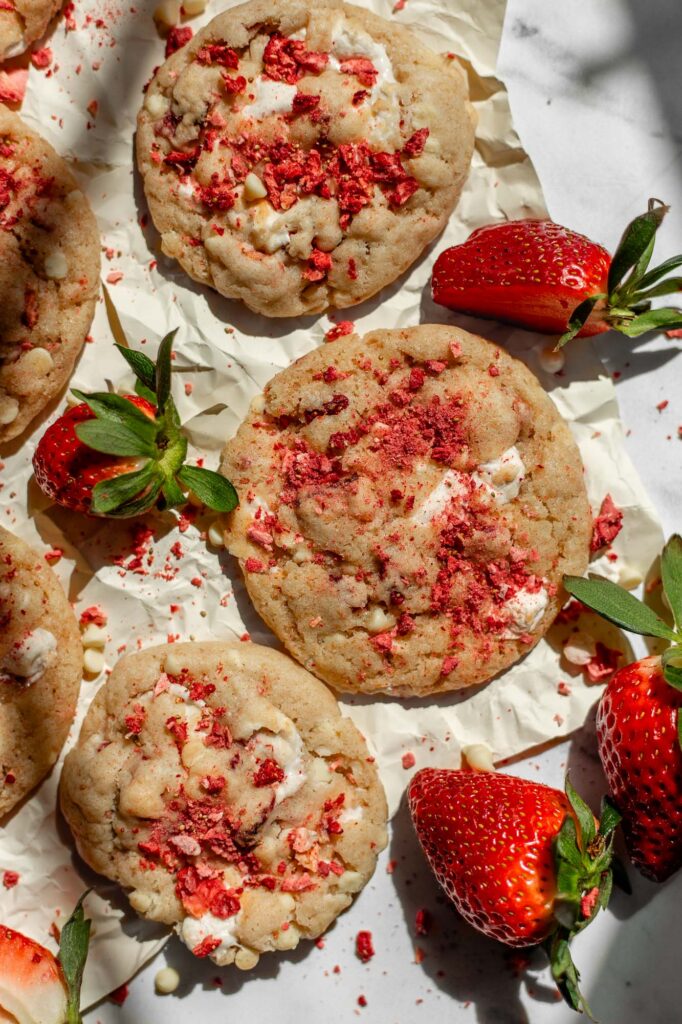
[
  {"x1": 124, "y1": 704, "x2": 146, "y2": 736},
  {"x1": 253, "y1": 758, "x2": 285, "y2": 787},
  {"x1": 339, "y1": 57, "x2": 377, "y2": 87},
  {"x1": 292, "y1": 91, "x2": 321, "y2": 116},
  {"x1": 325, "y1": 321, "x2": 355, "y2": 342},
  {"x1": 2, "y1": 870, "x2": 19, "y2": 889},
  {"x1": 403, "y1": 128, "x2": 430, "y2": 157},
  {"x1": 193, "y1": 936, "x2": 222, "y2": 958},
  {"x1": 304, "y1": 248, "x2": 332, "y2": 281},
  {"x1": 263, "y1": 33, "x2": 329, "y2": 85},
  {"x1": 585, "y1": 642, "x2": 621, "y2": 682},
  {"x1": 355, "y1": 930, "x2": 375, "y2": 963},
  {"x1": 222, "y1": 74, "x2": 247, "y2": 95},
  {"x1": 196, "y1": 42, "x2": 239, "y2": 68},
  {"x1": 590, "y1": 494, "x2": 623, "y2": 552},
  {"x1": 165, "y1": 25, "x2": 193, "y2": 57},
  {"x1": 401, "y1": 752, "x2": 416, "y2": 769}
]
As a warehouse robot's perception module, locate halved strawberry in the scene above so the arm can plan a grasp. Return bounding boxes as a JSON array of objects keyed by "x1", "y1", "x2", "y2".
[
  {"x1": 0, "y1": 894, "x2": 91, "y2": 1024},
  {"x1": 0, "y1": 926, "x2": 67, "y2": 1023},
  {"x1": 432, "y1": 199, "x2": 682, "y2": 346},
  {"x1": 33, "y1": 331, "x2": 238, "y2": 519},
  {"x1": 408, "y1": 769, "x2": 620, "y2": 1017}
]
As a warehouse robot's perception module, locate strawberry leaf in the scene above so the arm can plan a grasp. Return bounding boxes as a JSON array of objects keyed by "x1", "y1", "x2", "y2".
[
  {"x1": 637, "y1": 252, "x2": 682, "y2": 290},
  {"x1": 114, "y1": 344, "x2": 156, "y2": 393},
  {"x1": 58, "y1": 892, "x2": 91, "y2": 1024},
  {"x1": 661, "y1": 534, "x2": 682, "y2": 630},
  {"x1": 608, "y1": 198, "x2": 668, "y2": 295},
  {"x1": 615, "y1": 307, "x2": 682, "y2": 338},
  {"x1": 75, "y1": 420, "x2": 157, "y2": 458},
  {"x1": 555, "y1": 815, "x2": 583, "y2": 868},
  {"x1": 155, "y1": 330, "x2": 177, "y2": 412},
  {"x1": 176, "y1": 466, "x2": 239, "y2": 512},
  {"x1": 547, "y1": 931, "x2": 595, "y2": 1020},
  {"x1": 566, "y1": 777, "x2": 596, "y2": 848},
  {"x1": 563, "y1": 574, "x2": 679, "y2": 640},
  {"x1": 662, "y1": 647, "x2": 682, "y2": 691},
  {"x1": 556, "y1": 295, "x2": 603, "y2": 349},
  {"x1": 597, "y1": 797, "x2": 621, "y2": 839},
  {"x1": 107, "y1": 480, "x2": 163, "y2": 519},
  {"x1": 161, "y1": 476, "x2": 187, "y2": 509},
  {"x1": 91, "y1": 463, "x2": 157, "y2": 515},
  {"x1": 632, "y1": 277, "x2": 682, "y2": 302},
  {"x1": 71, "y1": 391, "x2": 158, "y2": 436}
]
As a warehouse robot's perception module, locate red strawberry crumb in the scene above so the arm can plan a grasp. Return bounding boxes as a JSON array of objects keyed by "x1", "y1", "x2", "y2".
[
  {"x1": 44, "y1": 548, "x2": 63, "y2": 563},
  {"x1": 590, "y1": 494, "x2": 623, "y2": 552},
  {"x1": 165, "y1": 25, "x2": 193, "y2": 57},
  {"x1": 124, "y1": 704, "x2": 146, "y2": 736},
  {"x1": 488, "y1": 364, "x2": 500, "y2": 377},
  {"x1": 325, "y1": 320, "x2": 355, "y2": 342},
  {"x1": 348, "y1": 258, "x2": 358, "y2": 280},
  {"x1": 109, "y1": 984, "x2": 129, "y2": 1005},
  {"x1": 414, "y1": 946, "x2": 426, "y2": 964},
  {"x1": 386, "y1": 859, "x2": 397, "y2": 874},
  {"x1": 2, "y1": 870, "x2": 19, "y2": 889},
  {"x1": 656, "y1": 399, "x2": 669, "y2": 411},
  {"x1": 193, "y1": 937, "x2": 222, "y2": 958},
  {"x1": 666, "y1": 328, "x2": 682, "y2": 338},
  {"x1": 401, "y1": 752, "x2": 416, "y2": 770},
  {"x1": 415, "y1": 908, "x2": 430, "y2": 935},
  {"x1": 557, "y1": 680, "x2": 572, "y2": 696},
  {"x1": 184, "y1": 382, "x2": 193, "y2": 395},
  {"x1": 585, "y1": 642, "x2": 621, "y2": 682},
  {"x1": 254, "y1": 758, "x2": 285, "y2": 787},
  {"x1": 244, "y1": 557, "x2": 267, "y2": 573},
  {"x1": 580, "y1": 886, "x2": 600, "y2": 918},
  {"x1": 440, "y1": 655, "x2": 459, "y2": 676},
  {"x1": 358, "y1": 995, "x2": 368, "y2": 1007},
  {"x1": 403, "y1": 128, "x2": 429, "y2": 157},
  {"x1": 355, "y1": 930, "x2": 374, "y2": 963},
  {"x1": 106, "y1": 270, "x2": 124, "y2": 285},
  {"x1": 30, "y1": 47, "x2": 53, "y2": 69},
  {"x1": 86, "y1": 99, "x2": 98, "y2": 118},
  {"x1": 80, "y1": 605, "x2": 107, "y2": 627},
  {"x1": 369, "y1": 631, "x2": 393, "y2": 655},
  {"x1": 304, "y1": 248, "x2": 332, "y2": 281}
]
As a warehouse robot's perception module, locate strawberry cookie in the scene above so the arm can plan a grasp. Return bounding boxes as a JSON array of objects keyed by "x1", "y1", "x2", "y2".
[
  {"x1": 0, "y1": 526, "x2": 81, "y2": 818},
  {"x1": 0, "y1": 0, "x2": 61, "y2": 62},
  {"x1": 0, "y1": 107, "x2": 100, "y2": 445},
  {"x1": 219, "y1": 325, "x2": 591, "y2": 697},
  {"x1": 60, "y1": 641, "x2": 387, "y2": 967},
  {"x1": 136, "y1": 0, "x2": 474, "y2": 317}
]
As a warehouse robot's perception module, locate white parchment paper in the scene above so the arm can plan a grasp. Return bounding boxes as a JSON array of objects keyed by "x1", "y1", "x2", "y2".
[{"x1": 0, "y1": 0, "x2": 663, "y2": 1006}]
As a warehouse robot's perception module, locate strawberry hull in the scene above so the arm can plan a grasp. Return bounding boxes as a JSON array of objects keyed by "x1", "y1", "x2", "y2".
[{"x1": 596, "y1": 655, "x2": 682, "y2": 882}]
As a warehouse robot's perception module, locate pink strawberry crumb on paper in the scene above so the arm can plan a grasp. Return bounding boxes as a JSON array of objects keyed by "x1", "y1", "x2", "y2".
[
  {"x1": 401, "y1": 751, "x2": 416, "y2": 770},
  {"x1": 109, "y1": 983, "x2": 129, "y2": 1005},
  {"x1": 106, "y1": 270, "x2": 124, "y2": 285},
  {"x1": 44, "y1": 547, "x2": 63, "y2": 564},
  {"x1": 585, "y1": 642, "x2": 621, "y2": 682},
  {"x1": 2, "y1": 870, "x2": 19, "y2": 889},
  {"x1": 590, "y1": 494, "x2": 623, "y2": 552},
  {"x1": 355, "y1": 930, "x2": 374, "y2": 963},
  {"x1": 557, "y1": 680, "x2": 572, "y2": 696},
  {"x1": 87, "y1": 98, "x2": 99, "y2": 118},
  {"x1": 79, "y1": 605, "x2": 108, "y2": 627},
  {"x1": 325, "y1": 320, "x2": 355, "y2": 342},
  {"x1": 30, "y1": 47, "x2": 53, "y2": 69},
  {"x1": 0, "y1": 68, "x2": 28, "y2": 105},
  {"x1": 656, "y1": 399, "x2": 669, "y2": 412}
]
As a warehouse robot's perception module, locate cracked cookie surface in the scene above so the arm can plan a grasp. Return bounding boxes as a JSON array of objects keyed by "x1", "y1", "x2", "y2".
[
  {"x1": 136, "y1": 0, "x2": 474, "y2": 317},
  {"x1": 0, "y1": 525, "x2": 82, "y2": 818},
  {"x1": 220, "y1": 325, "x2": 591, "y2": 697},
  {"x1": 0, "y1": 106, "x2": 100, "y2": 446},
  {"x1": 60, "y1": 641, "x2": 387, "y2": 967},
  {"x1": 0, "y1": 0, "x2": 61, "y2": 62}
]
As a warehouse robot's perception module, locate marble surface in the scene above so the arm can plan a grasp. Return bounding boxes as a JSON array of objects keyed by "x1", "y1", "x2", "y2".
[{"x1": 87, "y1": 0, "x2": 682, "y2": 1020}]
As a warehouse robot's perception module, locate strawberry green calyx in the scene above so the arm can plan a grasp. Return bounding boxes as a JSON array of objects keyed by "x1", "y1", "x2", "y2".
[
  {"x1": 564, "y1": 532, "x2": 682, "y2": 750},
  {"x1": 58, "y1": 892, "x2": 91, "y2": 1024},
  {"x1": 547, "y1": 781, "x2": 621, "y2": 1019},
  {"x1": 558, "y1": 199, "x2": 682, "y2": 347},
  {"x1": 72, "y1": 330, "x2": 238, "y2": 518}
]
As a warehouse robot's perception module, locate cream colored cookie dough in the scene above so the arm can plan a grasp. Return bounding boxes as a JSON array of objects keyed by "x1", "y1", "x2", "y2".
[
  {"x1": 0, "y1": 526, "x2": 82, "y2": 818},
  {"x1": 136, "y1": 0, "x2": 475, "y2": 317},
  {"x1": 60, "y1": 641, "x2": 387, "y2": 967},
  {"x1": 0, "y1": 106, "x2": 100, "y2": 446},
  {"x1": 0, "y1": 0, "x2": 61, "y2": 62},
  {"x1": 220, "y1": 325, "x2": 591, "y2": 697}
]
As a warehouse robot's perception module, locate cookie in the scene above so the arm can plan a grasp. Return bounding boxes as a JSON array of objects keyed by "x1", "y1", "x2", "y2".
[
  {"x1": 136, "y1": 0, "x2": 474, "y2": 317},
  {"x1": 60, "y1": 641, "x2": 388, "y2": 968},
  {"x1": 0, "y1": 106, "x2": 100, "y2": 446},
  {"x1": 0, "y1": 526, "x2": 82, "y2": 818},
  {"x1": 0, "y1": 0, "x2": 61, "y2": 62},
  {"x1": 220, "y1": 325, "x2": 591, "y2": 697}
]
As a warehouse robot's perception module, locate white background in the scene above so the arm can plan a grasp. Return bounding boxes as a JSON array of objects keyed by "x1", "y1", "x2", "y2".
[{"x1": 72, "y1": 0, "x2": 681, "y2": 1019}]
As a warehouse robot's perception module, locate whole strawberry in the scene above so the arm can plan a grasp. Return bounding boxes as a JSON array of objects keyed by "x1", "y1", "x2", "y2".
[
  {"x1": 565, "y1": 534, "x2": 682, "y2": 882},
  {"x1": 408, "y1": 768, "x2": 619, "y2": 1016},
  {"x1": 33, "y1": 331, "x2": 238, "y2": 518},
  {"x1": 432, "y1": 199, "x2": 682, "y2": 346}
]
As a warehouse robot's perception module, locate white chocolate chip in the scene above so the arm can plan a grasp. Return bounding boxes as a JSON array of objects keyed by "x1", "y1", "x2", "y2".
[
  {"x1": 181, "y1": 0, "x2": 206, "y2": 14},
  {"x1": 164, "y1": 650, "x2": 185, "y2": 675},
  {"x1": 153, "y1": 0, "x2": 181, "y2": 31},
  {"x1": 334, "y1": 870, "x2": 364, "y2": 894},
  {"x1": 44, "y1": 251, "x2": 68, "y2": 280},
  {"x1": 0, "y1": 395, "x2": 19, "y2": 425},
  {"x1": 83, "y1": 648, "x2": 105, "y2": 675},
  {"x1": 243, "y1": 172, "x2": 268, "y2": 202},
  {"x1": 537, "y1": 344, "x2": 566, "y2": 374},
  {"x1": 249, "y1": 393, "x2": 266, "y2": 413},
  {"x1": 20, "y1": 347, "x2": 54, "y2": 375},
  {"x1": 155, "y1": 966, "x2": 180, "y2": 994},
  {"x1": 292, "y1": 545, "x2": 311, "y2": 563},
  {"x1": 365, "y1": 607, "x2": 395, "y2": 634},
  {"x1": 208, "y1": 522, "x2": 226, "y2": 548},
  {"x1": 272, "y1": 924, "x2": 300, "y2": 951},
  {"x1": 81, "y1": 623, "x2": 107, "y2": 649},
  {"x1": 563, "y1": 631, "x2": 597, "y2": 666},
  {"x1": 234, "y1": 948, "x2": 260, "y2": 970},
  {"x1": 145, "y1": 92, "x2": 169, "y2": 118},
  {"x1": 462, "y1": 743, "x2": 495, "y2": 771}
]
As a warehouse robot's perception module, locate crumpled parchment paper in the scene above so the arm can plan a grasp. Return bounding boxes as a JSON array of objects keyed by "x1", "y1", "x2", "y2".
[{"x1": 0, "y1": 0, "x2": 663, "y2": 1006}]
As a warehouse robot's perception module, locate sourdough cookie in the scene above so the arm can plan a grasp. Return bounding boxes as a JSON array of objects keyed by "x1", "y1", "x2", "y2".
[
  {"x1": 0, "y1": 526, "x2": 82, "y2": 818},
  {"x1": 0, "y1": 106, "x2": 100, "y2": 446},
  {"x1": 220, "y1": 325, "x2": 591, "y2": 697},
  {"x1": 136, "y1": 0, "x2": 475, "y2": 317},
  {"x1": 0, "y1": 0, "x2": 61, "y2": 62},
  {"x1": 60, "y1": 641, "x2": 387, "y2": 967}
]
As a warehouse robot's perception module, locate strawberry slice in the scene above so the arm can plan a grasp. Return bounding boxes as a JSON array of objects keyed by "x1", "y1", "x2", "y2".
[
  {"x1": 0, "y1": 926, "x2": 68, "y2": 1024},
  {"x1": 432, "y1": 199, "x2": 682, "y2": 345}
]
